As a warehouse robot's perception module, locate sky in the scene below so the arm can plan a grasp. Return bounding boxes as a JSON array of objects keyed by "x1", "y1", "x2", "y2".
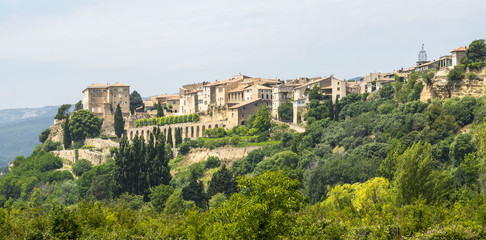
[{"x1": 0, "y1": 0, "x2": 484, "y2": 109}]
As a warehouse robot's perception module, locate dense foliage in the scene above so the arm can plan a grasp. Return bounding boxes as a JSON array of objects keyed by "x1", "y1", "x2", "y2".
[
  {"x1": 114, "y1": 127, "x2": 171, "y2": 198},
  {"x1": 134, "y1": 113, "x2": 200, "y2": 127},
  {"x1": 69, "y1": 110, "x2": 103, "y2": 142},
  {"x1": 277, "y1": 101, "x2": 293, "y2": 122},
  {"x1": 4, "y1": 74, "x2": 486, "y2": 238}
]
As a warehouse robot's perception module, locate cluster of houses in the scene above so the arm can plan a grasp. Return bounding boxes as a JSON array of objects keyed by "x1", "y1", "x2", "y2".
[
  {"x1": 359, "y1": 45, "x2": 468, "y2": 94},
  {"x1": 81, "y1": 44, "x2": 468, "y2": 129}
]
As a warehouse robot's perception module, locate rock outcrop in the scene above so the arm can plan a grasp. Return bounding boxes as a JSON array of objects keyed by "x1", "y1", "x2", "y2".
[{"x1": 420, "y1": 69, "x2": 486, "y2": 101}]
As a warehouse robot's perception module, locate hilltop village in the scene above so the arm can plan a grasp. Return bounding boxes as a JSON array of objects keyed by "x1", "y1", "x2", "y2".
[
  {"x1": 80, "y1": 43, "x2": 476, "y2": 142},
  {"x1": 5, "y1": 39, "x2": 486, "y2": 238}
]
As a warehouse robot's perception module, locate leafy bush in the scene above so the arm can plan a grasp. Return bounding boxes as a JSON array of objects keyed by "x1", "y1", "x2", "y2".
[
  {"x1": 205, "y1": 156, "x2": 221, "y2": 169},
  {"x1": 466, "y1": 72, "x2": 477, "y2": 80},
  {"x1": 39, "y1": 128, "x2": 50, "y2": 143},
  {"x1": 72, "y1": 159, "x2": 93, "y2": 177},
  {"x1": 278, "y1": 101, "x2": 293, "y2": 122},
  {"x1": 447, "y1": 64, "x2": 466, "y2": 82}
]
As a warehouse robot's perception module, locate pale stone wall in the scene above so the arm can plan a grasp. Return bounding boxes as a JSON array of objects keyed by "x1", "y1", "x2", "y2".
[
  {"x1": 184, "y1": 146, "x2": 262, "y2": 166},
  {"x1": 84, "y1": 138, "x2": 119, "y2": 154},
  {"x1": 52, "y1": 149, "x2": 108, "y2": 165},
  {"x1": 47, "y1": 119, "x2": 64, "y2": 143}
]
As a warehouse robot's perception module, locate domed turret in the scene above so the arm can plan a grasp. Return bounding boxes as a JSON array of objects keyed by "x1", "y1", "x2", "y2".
[{"x1": 417, "y1": 43, "x2": 428, "y2": 65}]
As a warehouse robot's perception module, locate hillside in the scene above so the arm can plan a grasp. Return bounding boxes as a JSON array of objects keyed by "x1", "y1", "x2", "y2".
[{"x1": 0, "y1": 106, "x2": 58, "y2": 166}]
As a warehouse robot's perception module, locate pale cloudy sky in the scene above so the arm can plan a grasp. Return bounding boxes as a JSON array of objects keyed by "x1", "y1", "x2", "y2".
[{"x1": 0, "y1": 0, "x2": 484, "y2": 109}]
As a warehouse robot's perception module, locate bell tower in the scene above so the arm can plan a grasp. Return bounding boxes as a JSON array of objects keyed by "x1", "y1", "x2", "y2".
[{"x1": 417, "y1": 43, "x2": 428, "y2": 65}]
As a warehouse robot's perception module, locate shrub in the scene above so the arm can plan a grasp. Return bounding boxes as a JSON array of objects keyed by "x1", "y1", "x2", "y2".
[
  {"x1": 43, "y1": 140, "x2": 61, "y2": 152},
  {"x1": 206, "y1": 156, "x2": 221, "y2": 169},
  {"x1": 72, "y1": 159, "x2": 93, "y2": 177},
  {"x1": 447, "y1": 64, "x2": 466, "y2": 82},
  {"x1": 466, "y1": 72, "x2": 477, "y2": 80},
  {"x1": 39, "y1": 128, "x2": 50, "y2": 143}
]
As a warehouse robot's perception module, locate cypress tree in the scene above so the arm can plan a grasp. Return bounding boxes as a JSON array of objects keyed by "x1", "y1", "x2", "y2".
[
  {"x1": 167, "y1": 127, "x2": 173, "y2": 146},
  {"x1": 115, "y1": 130, "x2": 172, "y2": 198},
  {"x1": 63, "y1": 116, "x2": 72, "y2": 149},
  {"x1": 175, "y1": 128, "x2": 182, "y2": 146},
  {"x1": 114, "y1": 104, "x2": 125, "y2": 138},
  {"x1": 156, "y1": 104, "x2": 164, "y2": 117}
]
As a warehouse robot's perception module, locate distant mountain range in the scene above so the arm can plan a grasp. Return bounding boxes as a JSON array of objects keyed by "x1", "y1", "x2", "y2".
[
  {"x1": 0, "y1": 106, "x2": 58, "y2": 167},
  {"x1": 347, "y1": 76, "x2": 362, "y2": 82}
]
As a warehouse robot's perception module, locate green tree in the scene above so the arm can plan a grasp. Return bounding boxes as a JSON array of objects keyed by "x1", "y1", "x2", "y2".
[
  {"x1": 129, "y1": 90, "x2": 144, "y2": 114},
  {"x1": 305, "y1": 85, "x2": 323, "y2": 100},
  {"x1": 205, "y1": 156, "x2": 221, "y2": 169},
  {"x1": 69, "y1": 110, "x2": 103, "y2": 142},
  {"x1": 156, "y1": 103, "x2": 164, "y2": 117},
  {"x1": 114, "y1": 104, "x2": 125, "y2": 138},
  {"x1": 63, "y1": 116, "x2": 72, "y2": 149},
  {"x1": 39, "y1": 128, "x2": 50, "y2": 143},
  {"x1": 114, "y1": 130, "x2": 170, "y2": 198},
  {"x1": 206, "y1": 171, "x2": 303, "y2": 239},
  {"x1": 166, "y1": 127, "x2": 173, "y2": 146},
  {"x1": 461, "y1": 39, "x2": 486, "y2": 65},
  {"x1": 447, "y1": 64, "x2": 466, "y2": 82},
  {"x1": 175, "y1": 128, "x2": 182, "y2": 146},
  {"x1": 149, "y1": 184, "x2": 174, "y2": 212},
  {"x1": 450, "y1": 133, "x2": 476, "y2": 166},
  {"x1": 207, "y1": 165, "x2": 237, "y2": 198},
  {"x1": 209, "y1": 193, "x2": 227, "y2": 209},
  {"x1": 164, "y1": 190, "x2": 185, "y2": 215},
  {"x1": 252, "y1": 105, "x2": 271, "y2": 133},
  {"x1": 182, "y1": 179, "x2": 208, "y2": 209},
  {"x1": 74, "y1": 100, "x2": 83, "y2": 111},
  {"x1": 379, "y1": 83, "x2": 395, "y2": 100},
  {"x1": 72, "y1": 159, "x2": 93, "y2": 177},
  {"x1": 394, "y1": 142, "x2": 452, "y2": 205},
  {"x1": 278, "y1": 101, "x2": 293, "y2": 122},
  {"x1": 49, "y1": 204, "x2": 81, "y2": 239},
  {"x1": 55, "y1": 104, "x2": 71, "y2": 120}
]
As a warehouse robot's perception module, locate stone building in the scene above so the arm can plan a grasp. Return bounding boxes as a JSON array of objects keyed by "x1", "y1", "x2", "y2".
[
  {"x1": 180, "y1": 90, "x2": 199, "y2": 114},
  {"x1": 272, "y1": 84, "x2": 295, "y2": 118},
  {"x1": 292, "y1": 76, "x2": 348, "y2": 124},
  {"x1": 228, "y1": 99, "x2": 271, "y2": 128},
  {"x1": 82, "y1": 82, "x2": 130, "y2": 117}
]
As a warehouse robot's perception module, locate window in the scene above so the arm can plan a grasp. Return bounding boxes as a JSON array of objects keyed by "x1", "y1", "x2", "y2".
[
  {"x1": 118, "y1": 88, "x2": 123, "y2": 92},
  {"x1": 97, "y1": 107, "x2": 101, "y2": 112},
  {"x1": 119, "y1": 94, "x2": 122, "y2": 98},
  {"x1": 337, "y1": 94, "x2": 340, "y2": 99},
  {"x1": 261, "y1": 94, "x2": 264, "y2": 99},
  {"x1": 337, "y1": 87, "x2": 340, "y2": 91},
  {"x1": 266, "y1": 94, "x2": 268, "y2": 99},
  {"x1": 243, "y1": 106, "x2": 246, "y2": 110}
]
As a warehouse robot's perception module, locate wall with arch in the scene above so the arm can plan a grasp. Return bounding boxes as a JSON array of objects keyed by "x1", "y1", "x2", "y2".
[{"x1": 127, "y1": 121, "x2": 227, "y2": 146}]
